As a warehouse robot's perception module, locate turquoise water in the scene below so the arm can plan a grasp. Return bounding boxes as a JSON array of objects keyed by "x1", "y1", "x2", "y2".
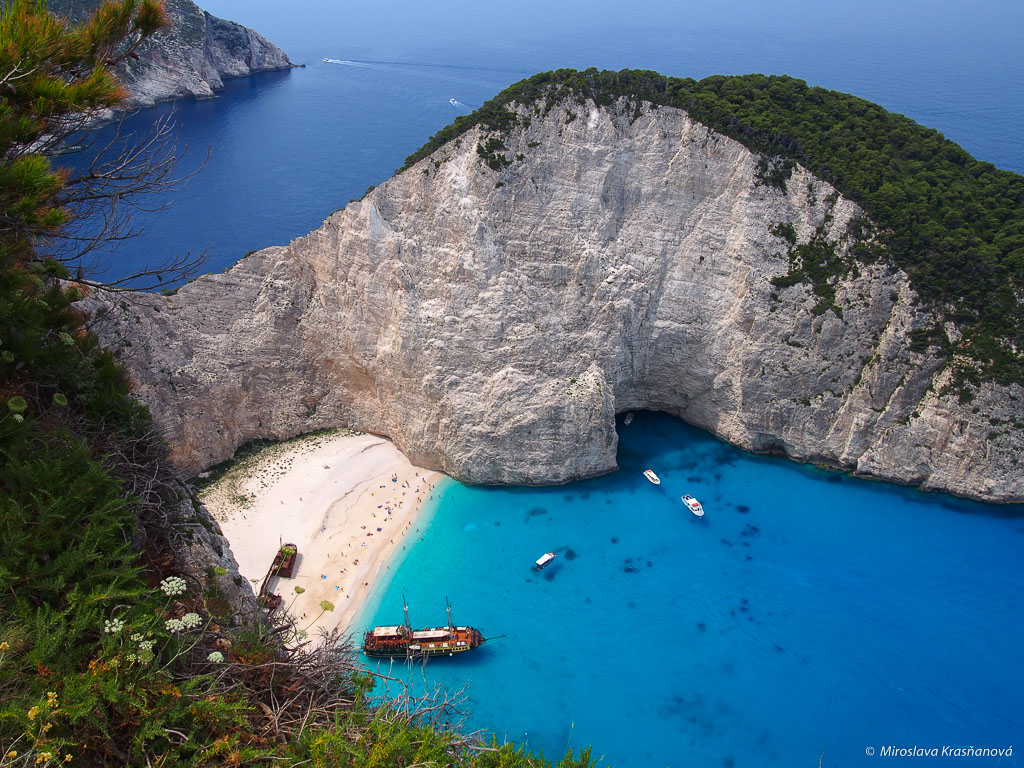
[{"x1": 358, "y1": 412, "x2": 1023, "y2": 767}]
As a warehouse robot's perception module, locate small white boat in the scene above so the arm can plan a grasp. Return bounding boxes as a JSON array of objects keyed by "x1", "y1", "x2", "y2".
[
  {"x1": 449, "y1": 97, "x2": 459, "y2": 106},
  {"x1": 682, "y1": 494, "x2": 704, "y2": 517},
  {"x1": 643, "y1": 469, "x2": 660, "y2": 485},
  {"x1": 623, "y1": 412, "x2": 634, "y2": 426},
  {"x1": 535, "y1": 552, "x2": 557, "y2": 569},
  {"x1": 323, "y1": 57, "x2": 330, "y2": 62}
]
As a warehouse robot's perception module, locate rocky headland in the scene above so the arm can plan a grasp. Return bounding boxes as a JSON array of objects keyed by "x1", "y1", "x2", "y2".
[
  {"x1": 87, "y1": 86, "x2": 1024, "y2": 503},
  {"x1": 50, "y1": 0, "x2": 293, "y2": 108}
]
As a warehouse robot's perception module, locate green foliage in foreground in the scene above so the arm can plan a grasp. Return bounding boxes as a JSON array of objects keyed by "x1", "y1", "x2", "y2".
[
  {"x1": 0, "y1": 4, "x2": 606, "y2": 765},
  {"x1": 401, "y1": 68, "x2": 1024, "y2": 388}
]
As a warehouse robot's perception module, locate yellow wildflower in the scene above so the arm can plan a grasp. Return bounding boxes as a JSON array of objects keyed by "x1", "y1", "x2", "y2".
[
  {"x1": 0, "y1": 641, "x2": 9, "y2": 651},
  {"x1": 28, "y1": 705, "x2": 39, "y2": 720},
  {"x1": 46, "y1": 691, "x2": 58, "y2": 705},
  {"x1": 65, "y1": 756, "x2": 73, "y2": 763},
  {"x1": 42, "y1": 721, "x2": 53, "y2": 734},
  {"x1": 6, "y1": 751, "x2": 18, "y2": 759},
  {"x1": 36, "y1": 752, "x2": 53, "y2": 764}
]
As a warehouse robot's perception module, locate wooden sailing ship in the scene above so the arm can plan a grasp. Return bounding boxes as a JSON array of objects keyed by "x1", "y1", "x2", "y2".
[{"x1": 362, "y1": 598, "x2": 485, "y2": 659}]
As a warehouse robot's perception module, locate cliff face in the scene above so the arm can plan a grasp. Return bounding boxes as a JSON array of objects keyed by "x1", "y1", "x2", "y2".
[
  {"x1": 50, "y1": 0, "x2": 293, "y2": 107},
  {"x1": 89, "y1": 98, "x2": 1024, "y2": 503}
]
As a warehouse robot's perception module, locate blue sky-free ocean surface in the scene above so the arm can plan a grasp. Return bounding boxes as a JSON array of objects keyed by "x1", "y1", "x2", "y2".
[
  {"x1": 358, "y1": 413, "x2": 1022, "y2": 768},
  {"x1": 70, "y1": 0, "x2": 1024, "y2": 285},
  {"x1": 68, "y1": 1, "x2": 1024, "y2": 764}
]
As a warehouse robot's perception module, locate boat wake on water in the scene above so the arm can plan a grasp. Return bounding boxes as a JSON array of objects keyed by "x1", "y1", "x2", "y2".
[
  {"x1": 322, "y1": 58, "x2": 372, "y2": 67},
  {"x1": 449, "y1": 97, "x2": 475, "y2": 109}
]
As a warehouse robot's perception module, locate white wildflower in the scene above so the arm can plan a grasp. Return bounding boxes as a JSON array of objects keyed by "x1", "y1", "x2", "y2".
[
  {"x1": 130, "y1": 633, "x2": 143, "y2": 642},
  {"x1": 159, "y1": 576, "x2": 187, "y2": 596},
  {"x1": 180, "y1": 612, "x2": 202, "y2": 629},
  {"x1": 138, "y1": 640, "x2": 155, "y2": 652},
  {"x1": 206, "y1": 651, "x2": 224, "y2": 663},
  {"x1": 164, "y1": 618, "x2": 185, "y2": 633},
  {"x1": 58, "y1": 331, "x2": 74, "y2": 346},
  {"x1": 103, "y1": 618, "x2": 125, "y2": 634}
]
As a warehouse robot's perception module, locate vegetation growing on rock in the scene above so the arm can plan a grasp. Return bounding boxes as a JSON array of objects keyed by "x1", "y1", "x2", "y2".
[
  {"x1": 0, "y1": 3, "x2": 599, "y2": 764},
  {"x1": 402, "y1": 68, "x2": 1024, "y2": 388}
]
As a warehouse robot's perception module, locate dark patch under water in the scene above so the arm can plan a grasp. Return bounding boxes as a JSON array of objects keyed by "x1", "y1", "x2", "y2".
[
  {"x1": 524, "y1": 507, "x2": 548, "y2": 522},
  {"x1": 622, "y1": 557, "x2": 651, "y2": 574},
  {"x1": 737, "y1": 505, "x2": 751, "y2": 514}
]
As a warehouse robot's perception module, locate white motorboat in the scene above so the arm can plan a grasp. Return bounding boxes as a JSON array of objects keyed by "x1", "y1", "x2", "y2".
[
  {"x1": 681, "y1": 494, "x2": 704, "y2": 517},
  {"x1": 643, "y1": 469, "x2": 660, "y2": 485},
  {"x1": 623, "y1": 412, "x2": 634, "y2": 426},
  {"x1": 535, "y1": 552, "x2": 557, "y2": 569}
]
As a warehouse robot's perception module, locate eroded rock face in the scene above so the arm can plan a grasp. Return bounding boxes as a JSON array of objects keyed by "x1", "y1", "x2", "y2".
[
  {"x1": 89, "y1": 98, "x2": 1024, "y2": 502},
  {"x1": 50, "y1": 0, "x2": 293, "y2": 107}
]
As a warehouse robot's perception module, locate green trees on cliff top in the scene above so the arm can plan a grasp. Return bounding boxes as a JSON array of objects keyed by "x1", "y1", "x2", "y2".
[{"x1": 404, "y1": 68, "x2": 1024, "y2": 389}]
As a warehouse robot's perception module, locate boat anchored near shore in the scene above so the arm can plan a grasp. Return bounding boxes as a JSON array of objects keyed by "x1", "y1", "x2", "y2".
[
  {"x1": 362, "y1": 598, "x2": 485, "y2": 659},
  {"x1": 682, "y1": 494, "x2": 704, "y2": 517},
  {"x1": 643, "y1": 469, "x2": 661, "y2": 484},
  {"x1": 535, "y1": 552, "x2": 557, "y2": 569}
]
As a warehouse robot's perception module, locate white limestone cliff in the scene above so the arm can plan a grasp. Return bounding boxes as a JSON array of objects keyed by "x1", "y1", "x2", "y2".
[
  {"x1": 88, "y1": 97, "x2": 1024, "y2": 503},
  {"x1": 50, "y1": 0, "x2": 293, "y2": 108}
]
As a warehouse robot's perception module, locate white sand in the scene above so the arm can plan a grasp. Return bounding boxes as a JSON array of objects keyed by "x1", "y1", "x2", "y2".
[{"x1": 200, "y1": 430, "x2": 444, "y2": 638}]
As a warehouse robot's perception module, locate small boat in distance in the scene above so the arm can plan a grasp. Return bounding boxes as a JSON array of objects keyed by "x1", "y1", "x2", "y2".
[
  {"x1": 682, "y1": 494, "x2": 704, "y2": 517},
  {"x1": 449, "y1": 97, "x2": 459, "y2": 106},
  {"x1": 624, "y1": 412, "x2": 634, "y2": 425},
  {"x1": 644, "y1": 469, "x2": 661, "y2": 485},
  {"x1": 535, "y1": 552, "x2": 557, "y2": 569},
  {"x1": 363, "y1": 597, "x2": 485, "y2": 659}
]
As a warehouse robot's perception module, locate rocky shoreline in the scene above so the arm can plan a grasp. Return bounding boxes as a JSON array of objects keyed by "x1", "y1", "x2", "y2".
[{"x1": 50, "y1": 0, "x2": 295, "y2": 109}]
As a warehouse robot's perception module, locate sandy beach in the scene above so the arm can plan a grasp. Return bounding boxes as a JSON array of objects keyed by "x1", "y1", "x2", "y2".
[{"x1": 200, "y1": 430, "x2": 444, "y2": 638}]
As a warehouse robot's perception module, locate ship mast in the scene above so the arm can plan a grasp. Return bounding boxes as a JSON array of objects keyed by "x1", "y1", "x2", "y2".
[
  {"x1": 446, "y1": 596, "x2": 454, "y2": 630},
  {"x1": 402, "y1": 593, "x2": 411, "y2": 631}
]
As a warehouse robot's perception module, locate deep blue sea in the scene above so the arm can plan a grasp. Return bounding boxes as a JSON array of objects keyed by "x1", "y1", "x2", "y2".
[
  {"x1": 358, "y1": 413, "x2": 1023, "y2": 767},
  {"x1": 68, "y1": 0, "x2": 1024, "y2": 285},
  {"x1": 67, "y1": 2, "x2": 1024, "y2": 764}
]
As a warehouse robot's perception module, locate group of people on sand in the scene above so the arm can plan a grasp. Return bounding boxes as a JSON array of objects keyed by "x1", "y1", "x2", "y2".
[{"x1": 308, "y1": 471, "x2": 436, "y2": 604}]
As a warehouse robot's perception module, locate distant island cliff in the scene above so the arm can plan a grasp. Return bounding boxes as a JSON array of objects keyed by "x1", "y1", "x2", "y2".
[
  {"x1": 88, "y1": 71, "x2": 1024, "y2": 503},
  {"x1": 50, "y1": 0, "x2": 293, "y2": 107}
]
